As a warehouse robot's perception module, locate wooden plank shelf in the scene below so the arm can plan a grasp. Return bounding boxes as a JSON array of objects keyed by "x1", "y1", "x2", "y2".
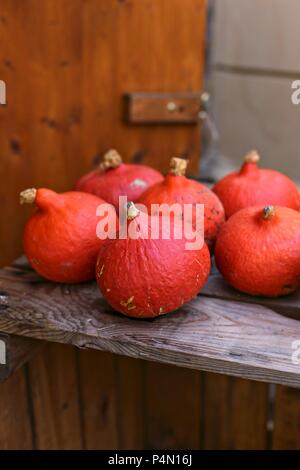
[
  {"x1": 0, "y1": 258, "x2": 300, "y2": 388},
  {"x1": 201, "y1": 271, "x2": 300, "y2": 321}
]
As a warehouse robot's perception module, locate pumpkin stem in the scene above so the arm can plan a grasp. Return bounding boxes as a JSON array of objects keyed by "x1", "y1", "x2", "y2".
[
  {"x1": 244, "y1": 150, "x2": 260, "y2": 164},
  {"x1": 169, "y1": 157, "x2": 188, "y2": 176},
  {"x1": 20, "y1": 188, "x2": 37, "y2": 205},
  {"x1": 99, "y1": 149, "x2": 122, "y2": 171},
  {"x1": 263, "y1": 205, "x2": 275, "y2": 220},
  {"x1": 127, "y1": 202, "x2": 140, "y2": 220}
]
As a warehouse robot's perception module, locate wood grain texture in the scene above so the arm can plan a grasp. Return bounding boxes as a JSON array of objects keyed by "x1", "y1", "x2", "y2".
[
  {"x1": 0, "y1": 0, "x2": 205, "y2": 267},
  {"x1": 0, "y1": 0, "x2": 84, "y2": 266},
  {"x1": 77, "y1": 350, "x2": 119, "y2": 449},
  {"x1": 1, "y1": 261, "x2": 300, "y2": 387},
  {"x1": 0, "y1": 368, "x2": 33, "y2": 449},
  {"x1": 81, "y1": 0, "x2": 205, "y2": 174},
  {"x1": 115, "y1": 356, "x2": 145, "y2": 450},
  {"x1": 78, "y1": 351, "x2": 146, "y2": 449},
  {"x1": 273, "y1": 385, "x2": 300, "y2": 449},
  {"x1": 203, "y1": 373, "x2": 268, "y2": 449},
  {"x1": 201, "y1": 271, "x2": 300, "y2": 320},
  {"x1": 28, "y1": 343, "x2": 82, "y2": 449},
  {"x1": 144, "y1": 363, "x2": 202, "y2": 449}
]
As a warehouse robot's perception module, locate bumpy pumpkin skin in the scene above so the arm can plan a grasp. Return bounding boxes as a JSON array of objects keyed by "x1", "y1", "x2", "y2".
[
  {"x1": 213, "y1": 151, "x2": 300, "y2": 219},
  {"x1": 75, "y1": 150, "x2": 163, "y2": 210},
  {"x1": 137, "y1": 158, "x2": 225, "y2": 252},
  {"x1": 22, "y1": 188, "x2": 117, "y2": 283},
  {"x1": 96, "y1": 204, "x2": 211, "y2": 318},
  {"x1": 215, "y1": 206, "x2": 300, "y2": 297}
]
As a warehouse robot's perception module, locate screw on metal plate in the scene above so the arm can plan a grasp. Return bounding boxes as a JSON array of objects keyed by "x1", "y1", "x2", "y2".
[
  {"x1": 198, "y1": 91, "x2": 219, "y2": 141},
  {"x1": 0, "y1": 80, "x2": 6, "y2": 106},
  {"x1": 166, "y1": 101, "x2": 178, "y2": 112},
  {"x1": 0, "y1": 338, "x2": 7, "y2": 365},
  {"x1": 198, "y1": 92, "x2": 211, "y2": 120},
  {"x1": 201, "y1": 91, "x2": 210, "y2": 104},
  {"x1": 198, "y1": 110, "x2": 207, "y2": 120}
]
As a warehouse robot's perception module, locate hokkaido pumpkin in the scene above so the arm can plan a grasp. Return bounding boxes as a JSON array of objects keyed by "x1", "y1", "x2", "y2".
[
  {"x1": 21, "y1": 188, "x2": 117, "y2": 283},
  {"x1": 137, "y1": 157, "x2": 225, "y2": 251},
  {"x1": 213, "y1": 150, "x2": 300, "y2": 218},
  {"x1": 215, "y1": 205, "x2": 300, "y2": 297},
  {"x1": 96, "y1": 202, "x2": 211, "y2": 318},
  {"x1": 75, "y1": 149, "x2": 163, "y2": 211}
]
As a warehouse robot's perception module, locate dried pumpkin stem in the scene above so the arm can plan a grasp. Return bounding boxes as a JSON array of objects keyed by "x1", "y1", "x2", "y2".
[
  {"x1": 263, "y1": 205, "x2": 275, "y2": 220},
  {"x1": 244, "y1": 150, "x2": 260, "y2": 164},
  {"x1": 99, "y1": 149, "x2": 122, "y2": 171},
  {"x1": 169, "y1": 157, "x2": 188, "y2": 176},
  {"x1": 127, "y1": 202, "x2": 140, "y2": 220},
  {"x1": 20, "y1": 188, "x2": 37, "y2": 205}
]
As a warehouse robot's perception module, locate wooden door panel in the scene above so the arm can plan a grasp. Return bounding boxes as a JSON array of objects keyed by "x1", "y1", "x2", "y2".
[
  {"x1": 203, "y1": 373, "x2": 269, "y2": 450},
  {"x1": 28, "y1": 343, "x2": 82, "y2": 449},
  {"x1": 273, "y1": 385, "x2": 300, "y2": 449},
  {"x1": 0, "y1": 0, "x2": 205, "y2": 266}
]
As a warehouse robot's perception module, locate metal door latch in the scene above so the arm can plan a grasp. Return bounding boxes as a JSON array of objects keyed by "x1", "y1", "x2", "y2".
[{"x1": 124, "y1": 91, "x2": 210, "y2": 124}]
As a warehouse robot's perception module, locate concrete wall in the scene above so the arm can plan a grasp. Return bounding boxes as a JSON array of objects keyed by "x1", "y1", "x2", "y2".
[{"x1": 210, "y1": 0, "x2": 300, "y2": 181}]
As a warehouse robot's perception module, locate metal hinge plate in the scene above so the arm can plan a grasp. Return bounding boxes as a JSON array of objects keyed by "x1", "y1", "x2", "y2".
[{"x1": 124, "y1": 92, "x2": 202, "y2": 124}]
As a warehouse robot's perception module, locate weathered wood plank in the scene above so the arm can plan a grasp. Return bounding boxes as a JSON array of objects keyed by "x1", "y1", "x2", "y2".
[
  {"x1": 200, "y1": 272, "x2": 300, "y2": 320},
  {"x1": 0, "y1": 262, "x2": 300, "y2": 387},
  {"x1": 28, "y1": 343, "x2": 82, "y2": 449},
  {"x1": 203, "y1": 373, "x2": 268, "y2": 449},
  {"x1": 272, "y1": 385, "x2": 300, "y2": 449},
  {"x1": 145, "y1": 363, "x2": 202, "y2": 449}
]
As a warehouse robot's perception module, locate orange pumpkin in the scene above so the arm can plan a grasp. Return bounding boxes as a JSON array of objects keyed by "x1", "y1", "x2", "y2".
[
  {"x1": 21, "y1": 188, "x2": 117, "y2": 283},
  {"x1": 75, "y1": 149, "x2": 163, "y2": 211},
  {"x1": 213, "y1": 151, "x2": 300, "y2": 218},
  {"x1": 215, "y1": 205, "x2": 300, "y2": 297},
  {"x1": 137, "y1": 157, "x2": 225, "y2": 251},
  {"x1": 96, "y1": 202, "x2": 211, "y2": 318}
]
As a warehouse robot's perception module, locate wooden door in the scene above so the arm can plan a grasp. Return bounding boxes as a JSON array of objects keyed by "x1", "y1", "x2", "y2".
[{"x1": 0, "y1": 0, "x2": 205, "y2": 267}]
